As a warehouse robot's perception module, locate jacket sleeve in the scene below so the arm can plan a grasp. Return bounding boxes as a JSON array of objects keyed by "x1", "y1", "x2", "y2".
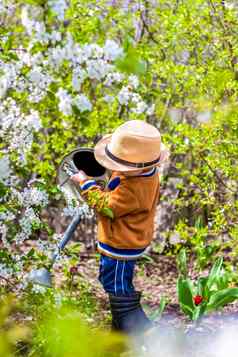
[{"x1": 79, "y1": 179, "x2": 139, "y2": 219}]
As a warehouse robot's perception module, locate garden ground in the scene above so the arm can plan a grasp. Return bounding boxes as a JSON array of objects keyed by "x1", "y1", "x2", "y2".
[{"x1": 58, "y1": 252, "x2": 238, "y2": 332}]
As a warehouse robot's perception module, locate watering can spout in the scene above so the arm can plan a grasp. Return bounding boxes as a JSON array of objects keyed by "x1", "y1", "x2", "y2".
[
  {"x1": 27, "y1": 147, "x2": 109, "y2": 289},
  {"x1": 27, "y1": 213, "x2": 82, "y2": 288}
]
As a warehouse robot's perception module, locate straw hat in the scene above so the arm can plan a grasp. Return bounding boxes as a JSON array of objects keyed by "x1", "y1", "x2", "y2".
[{"x1": 94, "y1": 120, "x2": 169, "y2": 172}]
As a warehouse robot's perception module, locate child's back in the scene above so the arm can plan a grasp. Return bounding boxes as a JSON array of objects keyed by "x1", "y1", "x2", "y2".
[{"x1": 71, "y1": 120, "x2": 169, "y2": 335}]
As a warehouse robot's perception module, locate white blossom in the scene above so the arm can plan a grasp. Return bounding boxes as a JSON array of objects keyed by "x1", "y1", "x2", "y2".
[
  {"x1": 104, "y1": 72, "x2": 124, "y2": 86},
  {"x1": 0, "y1": 1, "x2": 5, "y2": 13},
  {"x1": 0, "y1": 263, "x2": 14, "y2": 279},
  {"x1": 48, "y1": 46, "x2": 67, "y2": 67},
  {"x1": 0, "y1": 76, "x2": 9, "y2": 98},
  {"x1": 28, "y1": 67, "x2": 43, "y2": 83},
  {"x1": 73, "y1": 94, "x2": 92, "y2": 112},
  {"x1": 87, "y1": 59, "x2": 113, "y2": 80},
  {"x1": 168, "y1": 108, "x2": 183, "y2": 123},
  {"x1": 131, "y1": 100, "x2": 148, "y2": 114},
  {"x1": 169, "y1": 232, "x2": 181, "y2": 245},
  {"x1": 15, "y1": 207, "x2": 41, "y2": 243},
  {"x1": 21, "y1": 7, "x2": 48, "y2": 43},
  {"x1": 103, "y1": 40, "x2": 123, "y2": 61},
  {"x1": 131, "y1": 92, "x2": 141, "y2": 104},
  {"x1": 59, "y1": 185, "x2": 76, "y2": 203},
  {"x1": 72, "y1": 67, "x2": 87, "y2": 90},
  {"x1": 63, "y1": 202, "x2": 93, "y2": 218},
  {"x1": 0, "y1": 224, "x2": 11, "y2": 249},
  {"x1": 25, "y1": 110, "x2": 42, "y2": 131},
  {"x1": 104, "y1": 94, "x2": 114, "y2": 103},
  {"x1": 82, "y1": 43, "x2": 104, "y2": 59},
  {"x1": 0, "y1": 0, "x2": 151, "y2": 256},
  {"x1": 197, "y1": 110, "x2": 211, "y2": 124},
  {"x1": 224, "y1": 2, "x2": 235, "y2": 10},
  {"x1": 31, "y1": 284, "x2": 47, "y2": 294},
  {"x1": 21, "y1": 187, "x2": 49, "y2": 207},
  {"x1": 50, "y1": 30, "x2": 62, "y2": 44},
  {"x1": 34, "y1": 22, "x2": 48, "y2": 44},
  {"x1": 0, "y1": 156, "x2": 12, "y2": 184},
  {"x1": 118, "y1": 86, "x2": 131, "y2": 105},
  {"x1": 128, "y1": 74, "x2": 139, "y2": 89},
  {"x1": 56, "y1": 88, "x2": 72, "y2": 115},
  {"x1": 0, "y1": 210, "x2": 15, "y2": 222},
  {"x1": 48, "y1": 0, "x2": 68, "y2": 21},
  {"x1": 17, "y1": 49, "x2": 43, "y2": 67},
  {"x1": 21, "y1": 7, "x2": 34, "y2": 35},
  {"x1": 146, "y1": 104, "x2": 155, "y2": 116}
]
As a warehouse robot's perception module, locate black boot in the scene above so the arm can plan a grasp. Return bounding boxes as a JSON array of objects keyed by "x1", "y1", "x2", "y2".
[{"x1": 109, "y1": 291, "x2": 153, "y2": 335}]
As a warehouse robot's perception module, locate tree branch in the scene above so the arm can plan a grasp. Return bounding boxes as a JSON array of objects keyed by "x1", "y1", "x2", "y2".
[{"x1": 199, "y1": 151, "x2": 237, "y2": 193}]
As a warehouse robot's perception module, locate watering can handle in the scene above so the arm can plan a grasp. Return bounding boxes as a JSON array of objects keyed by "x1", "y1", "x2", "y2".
[{"x1": 51, "y1": 213, "x2": 81, "y2": 263}]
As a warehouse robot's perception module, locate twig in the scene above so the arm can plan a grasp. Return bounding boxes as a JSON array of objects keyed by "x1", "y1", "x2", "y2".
[
  {"x1": 207, "y1": 0, "x2": 238, "y2": 75},
  {"x1": 0, "y1": 47, "x2": 27, "y2": 52},
  {"x1": 0, "y1": 275, "x2": 15, "y2": 287},
  {"x1": 140, "y1": 12, "x2": 158, "y2": 45},
  {"x1": 173, "y1": 0, "x2": 180, "y2": 14},
  {"x1": 159, "y1": 95, "x2": 172, "y2": 128},
  {"x1": 199, "y1": 151, "x2": 237, "y2": 193}
]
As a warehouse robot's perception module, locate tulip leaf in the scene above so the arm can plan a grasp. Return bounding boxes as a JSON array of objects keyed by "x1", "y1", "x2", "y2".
[
  {"x1": 206, "y1": 257, "x2": 223, "y2": 291},
  {"x1": 149, "y1": 296, "x2": 168, "y2": 321},
  {"x1": 176, "y1": 248, "x2": 188, "y2": 277},
  {"x1": 177, "y1": 277, "x2": 195, "y2": 319},
  {"x1": 207, "y1": 287, "x2": 238, "y2": 311},
  {"x1": 197, "y1": 276, "x2": 209, "y2": 300}
]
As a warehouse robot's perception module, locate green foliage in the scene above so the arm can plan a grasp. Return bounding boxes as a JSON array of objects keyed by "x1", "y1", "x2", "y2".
[
  {"x1": 40, "y1": 307, "x2": 127, "y2": 357},
  {"x1": 206, "y1": 288, "x2": 238, "y2": 312},
  {"x1": 86, "y1": 190, "x2": 114, "y2": 219},
  {"x1": 177, "y1": 249, "x2": 238, "y2": 320},
  {"x1": 176, "y1": 248, "x2": 188, "y2": 278},
  {"x1": 1, "y1": 0, "x2": 238, "y2": 265},
  {"x1": 1, "y1": 1, "x2": 238, "y2": 349},
  {"x1": 147, "y1": 296, "x2": 168, "y2": 321},
  {"x1": 0, "y1": 294, "x2": 127, "y2": 357},
  {"x1": 177, "y1": 277, "x2": 195, "y2": 320}
]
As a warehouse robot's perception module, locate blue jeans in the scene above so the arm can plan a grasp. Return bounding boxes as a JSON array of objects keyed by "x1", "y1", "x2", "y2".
[{"x1": 99, "y1": 254, "x2": 136, "y2": 296}]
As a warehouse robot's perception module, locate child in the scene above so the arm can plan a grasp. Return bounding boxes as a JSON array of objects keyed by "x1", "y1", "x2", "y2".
[{"x1": 71, "y1": 120, "x2": 169, "y2": 335}]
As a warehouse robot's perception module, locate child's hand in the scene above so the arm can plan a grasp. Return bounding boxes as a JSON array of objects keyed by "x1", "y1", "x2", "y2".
[{"x1": 70, "y1": 170, "x2": 88, "y2": 183}]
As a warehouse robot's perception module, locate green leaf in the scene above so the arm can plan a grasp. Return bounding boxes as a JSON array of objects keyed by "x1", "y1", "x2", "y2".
[
  {"x1": 207, "y1": 288, "x2": 238, "y2": 311},
  {"x1": 100, "y1": 207, "x2": 114, "y2": 219},
  {"x1": 0, "y1": 182, "x2": 7, "y2": 198},
  {"x1": 192, "y1": 306, "x2": 201, "y2": 321},
  {"x1": 115, "y1": 47, "x2": 147, "y2": 76},
  {"x1": 150, "y1": 296, "x2": 168, "y2": 320},
  {"x1": 177, "y1": 277, "x2": 195, "y2": 319},
  {"x1": 206, "y1": 257, "x2": 223, "y2": 290},
  {"x1": 197, "y1": 276, "x2": 209, "y2": 299},
  {"x1": 216, "y1": 271, "x2": 230, "y2": 290},
  {"x1": 176, "y1": 248, "x2": 188, "y2": 277}
]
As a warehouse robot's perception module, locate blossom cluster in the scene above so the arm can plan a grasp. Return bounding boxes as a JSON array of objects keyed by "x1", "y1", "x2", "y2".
[
  {"x1": 18, "y1": 6, "x2": 150, "y2": 116},
  {"x1": 0, "y1": 0, "x2": 155, "y2": 288},
  {"x1": 0, "y1": 98, "x2": 42, "y2": 163}
]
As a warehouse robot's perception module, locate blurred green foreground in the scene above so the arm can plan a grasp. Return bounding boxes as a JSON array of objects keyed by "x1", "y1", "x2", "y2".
[{"x1": 0, "y1": 294, "x2": 128, "y2": 357}]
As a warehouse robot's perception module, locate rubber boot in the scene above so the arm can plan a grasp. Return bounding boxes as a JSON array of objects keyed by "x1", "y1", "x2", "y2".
[{"x1": 109, "y1": 291, "x2": 154, "y2": 335}]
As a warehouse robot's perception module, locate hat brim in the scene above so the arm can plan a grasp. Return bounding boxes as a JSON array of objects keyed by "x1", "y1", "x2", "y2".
[{"x1": 94, "y1": 134, "x2": 170, "y2": 172}]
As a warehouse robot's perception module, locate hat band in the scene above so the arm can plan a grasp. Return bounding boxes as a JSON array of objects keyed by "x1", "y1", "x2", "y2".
[{"x1": 105, "y1": 145, "x2": 160, "y2": 168}]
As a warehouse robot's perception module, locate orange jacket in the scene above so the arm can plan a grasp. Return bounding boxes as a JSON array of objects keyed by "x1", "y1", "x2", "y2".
[{"x1": 80, "y1": 168, "x2": 160, "y2": 257}]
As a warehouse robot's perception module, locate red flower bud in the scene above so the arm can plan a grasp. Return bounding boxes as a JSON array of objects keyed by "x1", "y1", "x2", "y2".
[
  {"x1": 193, "y1": 295, "x2": 203, "y2": 306},
  {"x1": 70, "y1": 266, "x2": 78, "y2": 275}
]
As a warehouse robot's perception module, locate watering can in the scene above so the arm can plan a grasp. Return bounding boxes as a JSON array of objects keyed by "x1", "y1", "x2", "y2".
[{"x1": 27, "y1": 147, "x2": 110, "y2": 288}]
